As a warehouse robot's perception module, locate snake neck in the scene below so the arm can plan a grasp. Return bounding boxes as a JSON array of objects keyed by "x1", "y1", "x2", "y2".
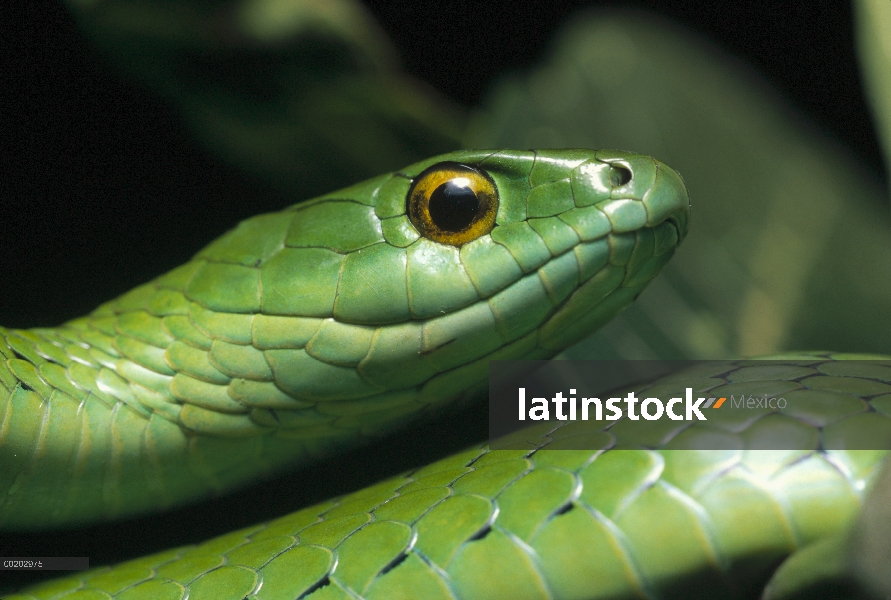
[{"x1": 1, "y1": 323, "x2": 107, "y2": 405}]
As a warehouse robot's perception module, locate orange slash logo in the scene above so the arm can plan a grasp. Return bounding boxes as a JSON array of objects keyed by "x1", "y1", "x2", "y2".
[{"x1": 702, "y1": 397, "x2": 726, "y2": 409}]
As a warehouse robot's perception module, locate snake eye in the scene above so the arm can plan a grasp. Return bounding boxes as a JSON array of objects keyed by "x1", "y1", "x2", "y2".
[{"x1": 407, "y1": 162, "x2": 498, "y2": 246}]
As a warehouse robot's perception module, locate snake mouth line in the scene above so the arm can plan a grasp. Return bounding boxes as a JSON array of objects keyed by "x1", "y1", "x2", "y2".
[
  {"x1": 665, "y1": 216, "x2": 683, "y2": 244},
  {"x1": 661, "y1": 211, "x2": 688, "y2": 247}
]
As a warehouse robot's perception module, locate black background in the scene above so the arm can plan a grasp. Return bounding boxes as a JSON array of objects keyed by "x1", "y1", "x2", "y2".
[{"x1": 1, "y1": 0, "x2": 888, "y2": 593}]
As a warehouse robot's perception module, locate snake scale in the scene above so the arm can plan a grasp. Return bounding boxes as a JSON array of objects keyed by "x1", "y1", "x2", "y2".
[{"x1": 3, "y1": 146, "x2": 891, "y2": 599}]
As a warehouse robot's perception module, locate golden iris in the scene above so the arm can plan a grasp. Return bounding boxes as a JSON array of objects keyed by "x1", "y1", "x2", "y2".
[{"x1": 406, "y1": 162, "x2": 499, "y2": 247}]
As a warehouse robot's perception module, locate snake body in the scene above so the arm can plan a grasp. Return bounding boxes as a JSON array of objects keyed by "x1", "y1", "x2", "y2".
[{"x1": 2, "y1": 148, "x2": 889, "y2": 599}]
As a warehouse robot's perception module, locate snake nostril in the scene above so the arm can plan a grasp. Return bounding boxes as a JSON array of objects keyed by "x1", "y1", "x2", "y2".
[{"x1": 609, "y1": 165, "x2": 632, "y2": 187}]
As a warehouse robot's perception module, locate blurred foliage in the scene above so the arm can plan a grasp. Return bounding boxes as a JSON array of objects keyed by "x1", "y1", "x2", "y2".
[
  {"x1": 468, "y1": 11, "x2": 891, "y2": 361},
  {"x1": 62, "y1": 0, "x2": 464, "y2": 196},
  {"x1": 855, "y1": 0, "x2": 891, "y2": 185},
  {"x1": 853, "y1": 457, "x2": 891, "y2": 599}
]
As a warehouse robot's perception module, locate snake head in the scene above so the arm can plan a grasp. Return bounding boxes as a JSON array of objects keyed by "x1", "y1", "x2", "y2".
[
  {"x1": 166, "y1": 148, "x2": 692, "y2": 415},
  {"x1": 84, "y1": 148, "x2": 689, "y2": 434},
  {"x1": 58, "y1": 148, "x2": 692, "y2": 441},
  {"x1": 206, "y1": 148, "x2": 691, "y2": 407}
]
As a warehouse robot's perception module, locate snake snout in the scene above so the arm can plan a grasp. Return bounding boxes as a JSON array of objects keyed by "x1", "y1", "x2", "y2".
[
  {"x1": 536, "y1": 152, "x2": 691, "y2": 351},
  {"x1": 645, "y1": 159, "x2": 691, "y2": 241},
  {"x1": 569, "y1": 151, "x2": 690, "y2": 234}
]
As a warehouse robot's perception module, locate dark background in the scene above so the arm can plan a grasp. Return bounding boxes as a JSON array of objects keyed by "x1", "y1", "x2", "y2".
[{"x1": 1, "y1": 0, "x2": 888, "y2": 593}]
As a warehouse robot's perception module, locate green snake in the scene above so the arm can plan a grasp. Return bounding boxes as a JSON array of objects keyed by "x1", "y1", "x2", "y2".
[{"x1": 4, "y1": 146, "x2": 891, "y2": 599}]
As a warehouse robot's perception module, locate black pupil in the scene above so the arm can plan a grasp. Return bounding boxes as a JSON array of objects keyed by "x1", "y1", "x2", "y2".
[{"x1": 428, "y1": 179, "x2": 480, "y2": 232}]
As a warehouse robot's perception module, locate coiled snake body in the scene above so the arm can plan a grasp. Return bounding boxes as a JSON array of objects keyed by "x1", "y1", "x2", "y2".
[{"x1": 2, "y1": 149, "x2": 888, "y2": 599}]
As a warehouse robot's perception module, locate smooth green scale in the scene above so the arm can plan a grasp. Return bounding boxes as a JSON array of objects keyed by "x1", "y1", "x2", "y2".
[
  {"x1": 8, "y1": 358, "x2": 889, "y2": 600},
  {"x1": 0, "y1": 149, "x2": 689, "y2": 531},
  {"x1": 7, "y1": 150, "x2": 887, "y2": 600}
]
